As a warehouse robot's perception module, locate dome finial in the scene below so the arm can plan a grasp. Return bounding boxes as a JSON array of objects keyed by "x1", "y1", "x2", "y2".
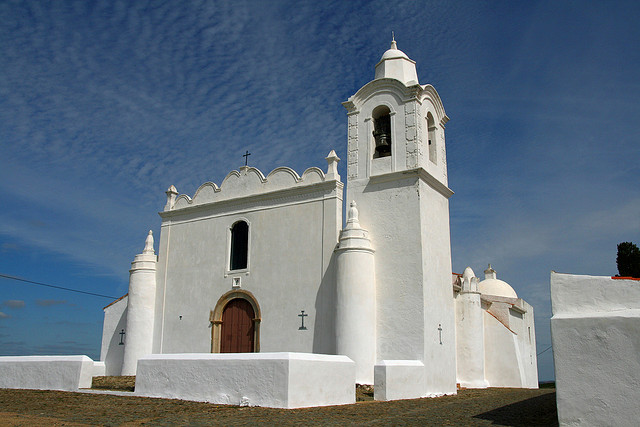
[{"x1": 390, "y1": 31, "x2": 397, "y2": 49}]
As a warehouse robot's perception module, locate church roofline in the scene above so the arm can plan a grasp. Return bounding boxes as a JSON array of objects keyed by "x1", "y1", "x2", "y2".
[
  {"x1": 167, "y1": 163, "x2": 338, "y2": 213},
  {"x1": 159, "y1": 179, "x2": 343, "y2": 220},
  {"x1": 103, "y1": 293, "x2": 128, "y2": 310}
]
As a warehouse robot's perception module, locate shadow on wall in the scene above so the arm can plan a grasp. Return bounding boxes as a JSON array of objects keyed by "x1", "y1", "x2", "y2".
[
  {"x1": 473, "y1": 392, "x2": 558, "y2": 426},
  {"x1": 313, "y1": 255, "x2": 337, "y2": 354}
]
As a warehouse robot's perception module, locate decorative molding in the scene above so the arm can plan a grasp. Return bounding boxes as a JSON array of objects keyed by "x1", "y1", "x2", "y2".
[
  {"x1": 366, "y1": 168, "x2": 453, "y2": 199},
  {"x1": 171, "y1": 164, "x2": 335, "y2": 211},
  {"x1": 345, "y1": 79, "x2": 422, "y2": 111},
  {"x1": 405, "y1": 102, "x2": 418, "y2": 169},
  {"x1": 420, "y1": 84, "x2": 449, "y2": 127},
  {"x1": 417, "y1": 168, "x2": 454, "y2": 199},
  {"x1": 161, "y1": 180, "x2": 343, "y2": 224}
]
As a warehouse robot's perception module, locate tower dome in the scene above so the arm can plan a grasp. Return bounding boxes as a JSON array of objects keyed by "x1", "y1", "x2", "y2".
[
  {"x1": 374, "y1": 37, "x2": 419, "y2": 86},
  {"x1": 478, "y1": 264, "x2": 518, "y2": 298},
  {"x1": 379, "y1": 39, "x2": 410, "y2": 61}
]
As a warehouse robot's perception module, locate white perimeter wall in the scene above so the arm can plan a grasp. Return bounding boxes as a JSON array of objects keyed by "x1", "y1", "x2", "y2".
[
  {"x1": 135, "y1": 352, "x2": 355, "y2": 408},
  {"x1": 0, "y1": 355, "x2": 94, "y2": 391},
  {"x1": 551, "y1": 272, "x2": 640, "y2": 426},
  {"x1": 100, "y1": 296, "x2": 127, "y2": 376},
  {"x1": 374, "y1": 360, "x2": 426, "y2": 400}
]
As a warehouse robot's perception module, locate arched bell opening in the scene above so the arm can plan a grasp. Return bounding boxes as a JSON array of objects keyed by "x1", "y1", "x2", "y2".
[
  {"x1": 427, "y1": 112, "x2": 437, "y2": 164},
  {"x1": 372, "y1": 105, "x2": 392, "y2": 158}
]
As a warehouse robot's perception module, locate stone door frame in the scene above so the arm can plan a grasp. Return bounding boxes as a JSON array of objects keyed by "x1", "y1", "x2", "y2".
[{"x1": 210, "y1": 289, "x2": 261, "y2": 353}]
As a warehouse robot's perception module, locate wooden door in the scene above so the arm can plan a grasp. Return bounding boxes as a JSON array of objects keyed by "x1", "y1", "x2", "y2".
[{"x1": 220, "y1": 298, "x2": 255, "y2": 353}]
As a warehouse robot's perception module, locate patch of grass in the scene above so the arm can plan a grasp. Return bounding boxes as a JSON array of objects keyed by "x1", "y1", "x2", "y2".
[
  {"x1": 356, "y1": 384, "x2": 374, "y2": 401},
  {"x1": 91, "y1": 376, "x2": 135, "y2": 392}
]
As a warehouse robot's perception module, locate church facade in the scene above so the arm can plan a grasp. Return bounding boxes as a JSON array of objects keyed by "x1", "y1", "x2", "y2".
[{"x1": 100, "y1": 41, "x2": 538, "y2": 393}]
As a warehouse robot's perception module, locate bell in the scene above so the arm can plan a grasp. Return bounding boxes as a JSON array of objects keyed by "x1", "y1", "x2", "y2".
[
  {"x1": 373, "y1": 114, "x2": 392, "y2": 157},
  {"x1": 373, "y1": 130, "x2": 391, "y2": 156}
]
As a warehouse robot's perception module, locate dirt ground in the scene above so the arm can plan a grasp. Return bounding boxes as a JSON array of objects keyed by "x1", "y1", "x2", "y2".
[{"x1": 0, "y1": 383, "x2": 557, "y2": 426}]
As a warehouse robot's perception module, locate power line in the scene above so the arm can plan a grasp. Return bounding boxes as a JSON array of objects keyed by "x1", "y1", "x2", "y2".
[
  {"x1": 0, "y1": 273, "x2": 118, "y2": 300},
  {"x1": 537, "y1": 345, "x2": 553, "y2": 356}
]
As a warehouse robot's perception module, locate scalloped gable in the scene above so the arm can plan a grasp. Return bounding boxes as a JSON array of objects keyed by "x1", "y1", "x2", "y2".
[
  {"x1": 171, "y1": 165, "x2": 329, "y2": 210},
  {"x1": 344, "y1": 78, "x2": 420, "y2": 112},
  {"x1": 421, "y1": 84, "x2": 449, "y2": 127},
  {"x1": 343, "y1": 79, "x2": 448, "y2": 126}
]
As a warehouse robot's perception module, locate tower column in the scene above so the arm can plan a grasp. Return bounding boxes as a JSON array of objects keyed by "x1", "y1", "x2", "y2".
[
  {"x1": 456, "y1": 267, "x2": 489, "y2": 388},
  {"x1": 121, "y1": 231, "x2": 157, "y2": 375},
  {"x1": 335, "y1": 202, "x2": 376, "y2": 384}
]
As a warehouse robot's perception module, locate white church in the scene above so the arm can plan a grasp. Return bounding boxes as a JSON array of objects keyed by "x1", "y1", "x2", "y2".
[{"x1": 99, "y1": 40, "x2": 538, "y2": 398}]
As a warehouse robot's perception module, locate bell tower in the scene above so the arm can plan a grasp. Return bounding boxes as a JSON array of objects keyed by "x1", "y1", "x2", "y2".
[
  {"x1": 342, "y1": 39, "x2": 456, "y2": 394},
  {"x1": 343, "y1": 38, "x2": 449, "y2": 183}
]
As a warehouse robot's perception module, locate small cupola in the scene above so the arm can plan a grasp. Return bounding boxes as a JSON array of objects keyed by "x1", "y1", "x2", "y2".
[
  {"x1": 374, "y1": 37, "x2": 419, "y2": 86},
  {"x1": 478, "y1": 264, "x2": 518, "y2": 299}
]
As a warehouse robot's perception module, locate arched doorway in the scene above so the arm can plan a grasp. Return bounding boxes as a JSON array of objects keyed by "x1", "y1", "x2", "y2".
[
  {"x1": 210, "y1": 289, "x2": 261, "y2": 353},
  {"x1": 221, "y1": 298, "x2": 254, "y2": 353}
]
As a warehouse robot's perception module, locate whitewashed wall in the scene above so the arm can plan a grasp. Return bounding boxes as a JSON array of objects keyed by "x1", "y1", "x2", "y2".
[
  {"x1": 153, "y1": 166, "x2": 342, "y2": 356},
  {"x1": 99, "y1": 296, "x2": 127, "y2": 376},
  {"x1": 483, "y1": 310, "x2": 523, "y2": 387},
  {"x1": 0, "y1": 355, "x2": 94, "y2": 391},
  {"x1": 551, "y1": 272, "x2": 640, "y2": 426},
  {"x1": 135, "y1": 352, "x2": 355, "y2": 408}
]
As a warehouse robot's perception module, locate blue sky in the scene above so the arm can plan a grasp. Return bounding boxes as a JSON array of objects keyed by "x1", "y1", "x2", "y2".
[{"x1": 1, "y1": 0, "x2": 638, "y2": 382}]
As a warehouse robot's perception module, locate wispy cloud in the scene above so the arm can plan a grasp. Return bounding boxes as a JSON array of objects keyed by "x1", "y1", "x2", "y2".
[
  {"x1": 3, "y1": 300, "x2": 25, "y2": 309},
  {"x1": 0, "y1": 312, "x2": 10, "y2": 319},
  {"x1": 36, "y1": 299, "x2": 68, "y2": 307}
]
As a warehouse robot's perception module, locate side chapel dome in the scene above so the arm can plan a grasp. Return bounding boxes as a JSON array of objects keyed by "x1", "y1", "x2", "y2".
[{"x1": 478, "y1": 264, "x2": 518, "y2": 298}]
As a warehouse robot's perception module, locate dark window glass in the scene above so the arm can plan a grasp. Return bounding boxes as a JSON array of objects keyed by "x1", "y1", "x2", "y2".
[{"x1": 230, "y1": 221, "x2": 248, "y2": 270}]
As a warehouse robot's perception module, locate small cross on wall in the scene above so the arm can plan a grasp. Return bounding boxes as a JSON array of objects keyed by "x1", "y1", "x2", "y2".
[
  {"x1": 118, "y1": 329, "x2": 125, "y2": 345},
  {"x1": 298, "y1": 310, "x2": 308, "y2": 330}
]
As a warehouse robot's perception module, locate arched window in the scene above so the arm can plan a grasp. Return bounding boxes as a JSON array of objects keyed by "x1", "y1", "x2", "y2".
[
  {"x1": 372, "y1": 105, "x2": 392, "y2": 158},
  {"x1": 427, "y1": 112, "x2": 437, "y2": 163},
  {"x1": 230, "y1": 221, "x2": 248, "y2": 270}
]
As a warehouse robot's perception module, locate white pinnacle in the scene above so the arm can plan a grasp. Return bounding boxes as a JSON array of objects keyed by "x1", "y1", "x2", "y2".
[{"x1": 143, "y1": 230, "x2": 154, "y2": 254}]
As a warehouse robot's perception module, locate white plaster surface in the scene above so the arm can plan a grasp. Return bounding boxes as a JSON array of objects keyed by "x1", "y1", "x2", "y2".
[
  {"x1": 551, "y1": 272, "x2": 640, "y2": 426},
  {"x1": 335, "y1": 202, "x2": 376, "y2": 384},
  {"x1": 135, "y1": 352, "x2": 355, "y2": 408},
  {"x1": 0, "y1": 355, "x2": 94, "y2": 391},
  {"x1": 483, "y1": 311, "x2": 524, "y2": 388},
  {"x1": 92, "y1": 361, "x2": 106, "y2": 377},
  {"x1": 99, "y1": 295, "x2": 127, "y2": 376},
  {"x1": 374, "y1": 360, "x2": 426, "y2": 401},
  {"x1": 455, "y1": 291, "x2": 488, "y2": 388},
  {"x1": 122, "y1": 233, "x2": 157, "y2": 375}
]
